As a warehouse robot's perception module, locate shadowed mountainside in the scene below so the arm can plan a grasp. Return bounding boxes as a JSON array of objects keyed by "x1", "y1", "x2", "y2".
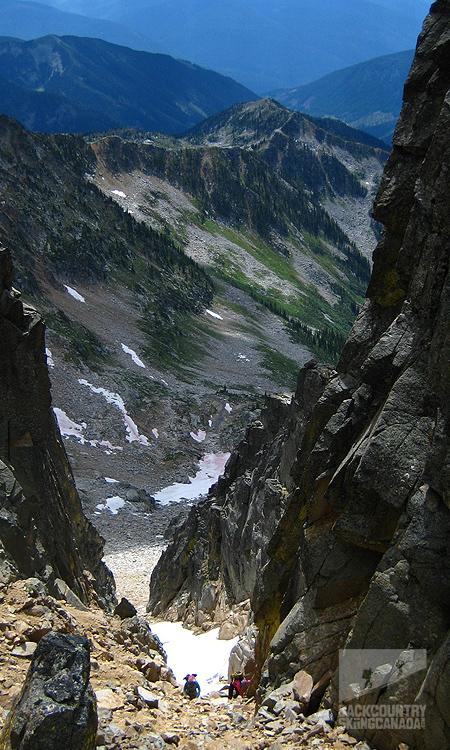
[
  {"x1": 0, "y1": 246, "x2": 115, "y2": 606},
  {"x1": 92, "y1": 98, "x2": 388, "y2": 362}
]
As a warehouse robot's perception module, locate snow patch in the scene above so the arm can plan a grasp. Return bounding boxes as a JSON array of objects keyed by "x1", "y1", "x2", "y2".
[
  {"x1": 152, "y1": 428, "x2": 159, "y2": 439},
  {"x1": 224, "y1": 402, "x2": 232, "y2": 414},
  {"x1": 91, "y1": 440, "x2": 123, "y2": 453},
  {"x1": 54, "y1": 408, "x2": 123, "y2": 452},
  {"x1": 190, "y1": 429, "x2": 206, "y2": 443},
  {"x1": 54, "y1": 407, "x2": 85, "y2": 442},
  {"x1": 238, "y1": 353, "x2": 250, "y2": 362},
  {"x1": 121, "y1": 343, "x2": 146, "y2": 368},
  {"x1": 206, "y1": 309, "x2": 223, "y2": 320},
  {"x1": 105, "y1": 477, "x2": 119, "y2": 484},
  {"x1": 149, "y1": 621, "x2": 237, "y2": 696},
  {"x1": 46, "y1": 348, "x2": 55, "y2": 368},
  {"x1": 111, "y1": 189, "x2": 126, "y2": 198},
  {"x1": 64, "y1": 285, "x2": 85, "y2": 303},
  {"x1": 153, "y1": 452, "x2": 229, "y2": 506},
  {"x1": 78, "y1": 379, "x2": 149, "y2": 446},
  {"x1": 96, "y1": 496, "x2": 125, "y2": 515}
]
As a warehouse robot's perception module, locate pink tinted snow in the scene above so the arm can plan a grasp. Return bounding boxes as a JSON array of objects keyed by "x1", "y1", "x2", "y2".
[
  {"x1": 53, "y1": 408, "x2": 85, "y2": 441},
  {"x1": 90, "y1": 440, "x2": 123, "y2": 452},
  {"x1": 153, "y1": 452, "x2": 230, "y2": 506},
  {"x1": 54, "y1": 407, "x2": 123, "y2": 452}
]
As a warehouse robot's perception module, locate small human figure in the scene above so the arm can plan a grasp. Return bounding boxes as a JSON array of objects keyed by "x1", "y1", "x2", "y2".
[
  {"x1": 183, "y1": 673, "x2": 201, "y2": 699},
  {"x1": 228, "y1": 671, "x2": 248, "y2": 699}
]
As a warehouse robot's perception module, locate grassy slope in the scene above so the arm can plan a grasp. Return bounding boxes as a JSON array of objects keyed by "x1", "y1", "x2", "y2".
[{"x1": 93, "y1": 100, "x2": 388, "y2": 363}]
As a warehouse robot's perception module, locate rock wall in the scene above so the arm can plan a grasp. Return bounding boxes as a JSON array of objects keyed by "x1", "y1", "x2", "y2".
[
  {"x1": 149, "y1": 3, "x2": 450, "y2": 748},
  {"x1": 0, "y1": 246, "x2": 114, "y2": 606}
]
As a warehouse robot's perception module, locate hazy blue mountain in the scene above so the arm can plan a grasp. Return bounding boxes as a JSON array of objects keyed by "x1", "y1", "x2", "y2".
[
  {"x1": 0, "y1": 0, "x2": 159, "y2": 51},
  {"x1": 1, "y1": 0, "x2": 430, "y2": 93},
  {"x1": 0, "y1": 35, "x2": 256, "y2": 134},
  {"x1": 110, "y1": 0, "x2": 428, "y2": 91},
  {"x1": 272, "y1": 50, "x2": 416, "y2": 145}
]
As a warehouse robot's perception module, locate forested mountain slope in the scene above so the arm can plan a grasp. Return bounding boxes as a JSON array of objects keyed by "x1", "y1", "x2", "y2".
[
  {"x1": 272, "y1": 49, "x2": 415, "y2": 145},
  {"x1": 0, "y1": 34, "x2": 256, "y2": 134},
  {"x1": 0, "y1": 0, "x2": 428, "y2": 92},
  {"x1": 92, "y1": 99, "x2": 388, "y2": 362}
]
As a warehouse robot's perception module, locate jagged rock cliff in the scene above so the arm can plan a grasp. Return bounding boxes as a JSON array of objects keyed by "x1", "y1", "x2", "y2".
[
  {"x1": 0, "y1": 247, "x2": 114, "y2": 606},
  {"x1": 149, "y1": 3, "x2": 450, "y2": 748}
]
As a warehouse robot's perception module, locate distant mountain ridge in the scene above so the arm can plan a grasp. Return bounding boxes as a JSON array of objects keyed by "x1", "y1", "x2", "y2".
[
  {"x1": 0, "y1": 0, "x2": 159, "y2": 52},
  {"x1": 0, "y1": 34, "x2": 256, "y2": 134},
  {"x1": 0, "y1": 0, "x2": 430, "y2": 92},
  {"x1": 273, "y1": 49, "x2": 415, "y2": 145}
]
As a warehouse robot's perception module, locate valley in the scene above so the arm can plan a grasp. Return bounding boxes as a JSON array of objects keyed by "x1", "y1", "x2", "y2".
[{"x1": 0, "y1": 99, "x2": 387, "y2": 557}]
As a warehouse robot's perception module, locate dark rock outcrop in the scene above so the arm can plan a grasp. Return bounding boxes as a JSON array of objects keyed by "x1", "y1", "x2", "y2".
[
  {"x1": 0, "y1": 246, "x2": 114, "y2": 606},
  {"x1": 0, "y1": 632, "x2": 97, "y2": 750},
  {"x1": 149, "y1": 4, "x2": 450, "y2": 748},
  {"x1": 148, "y1": 372, "x2": 332, "y2": 623}
]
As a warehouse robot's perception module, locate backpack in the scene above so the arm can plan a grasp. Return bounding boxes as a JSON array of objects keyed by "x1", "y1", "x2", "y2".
[{"x1": 184, "y1": 675, "x2": 198, "y2": 698}]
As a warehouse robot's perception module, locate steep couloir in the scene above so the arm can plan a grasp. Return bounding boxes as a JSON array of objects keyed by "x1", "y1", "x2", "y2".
[{"x1": 149, "y1": 3, "x2": 450, "y2": 748}]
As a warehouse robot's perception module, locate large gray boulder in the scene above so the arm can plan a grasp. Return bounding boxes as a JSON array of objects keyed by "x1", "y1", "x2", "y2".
[{"x1": 0, "y1": 632, "x2": 97, "y2": 750}]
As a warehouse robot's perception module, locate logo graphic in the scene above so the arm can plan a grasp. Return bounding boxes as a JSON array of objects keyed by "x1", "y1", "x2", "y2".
[{"x1": 338, "y1": 648, "x2": 427, "y2": 733}]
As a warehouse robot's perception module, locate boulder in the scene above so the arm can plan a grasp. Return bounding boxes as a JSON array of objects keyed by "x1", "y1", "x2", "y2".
[
  {"x1": 292, "y1": 670, "x2": 313, "y2": 709},
  {"x1": 0, "y1": 632, "x2": 97, "y2": 749},
  {"x1": 121, "y1": 616, "x2": 166, "y2": 658},
  {"x1": 114, "y1": 597, "x2": 137, "y2": 619},
  {"x1": 261, "y1": 681, "x2": 295, "y2": 711},
  {"x1": 136, "y1": 686, "x2": 159, "y2": 708},
  {"x1": 53, "y1": 578, "x2": 89, "y2": 612},
  {"x1": 95, "y1": 688, "x2": 124, "y2": 711},
  {"x1": 218, "y1": 621, "x2": 239, "y2": 640}
]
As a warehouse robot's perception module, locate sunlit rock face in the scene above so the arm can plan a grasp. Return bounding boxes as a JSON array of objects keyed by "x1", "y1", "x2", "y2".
[
  {"x1": 0, "y1": 246, "x2": 115, "y2": 607},
  {"x1": 149, "y1": 3, "x2": 450, "y2": 747}
]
